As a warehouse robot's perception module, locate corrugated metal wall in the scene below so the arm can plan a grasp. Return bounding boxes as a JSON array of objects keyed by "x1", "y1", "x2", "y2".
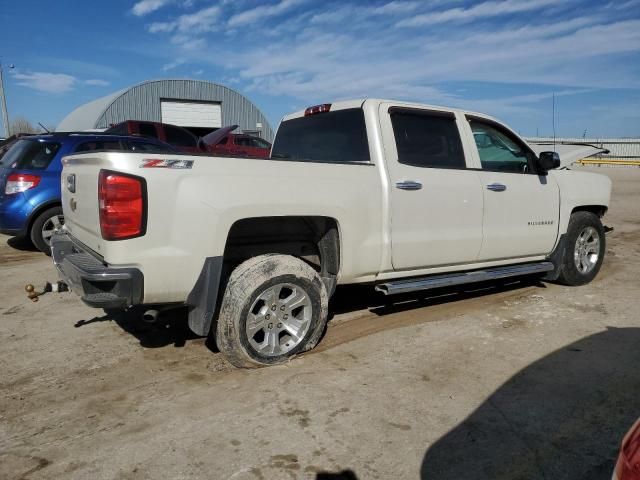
[
  {"x1": 95, "y1": 79, "x2": 274, "y2": 141},
  {"x1": 526, "y1": 137, "x2": 640, "y2": 159}
]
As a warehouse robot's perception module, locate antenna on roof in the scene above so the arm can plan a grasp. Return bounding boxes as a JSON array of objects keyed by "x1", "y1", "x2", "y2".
[
  {"x1": 38, "y1": 122, "x2": 50, "y2": 133},
  {"x1": 552, "y1": 92, "x2": 556, "y2": 152}
]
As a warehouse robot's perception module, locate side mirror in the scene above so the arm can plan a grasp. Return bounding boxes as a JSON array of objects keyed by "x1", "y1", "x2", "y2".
[{"x1": 538, "y1": 151, "x2": 561, "y2": 171}]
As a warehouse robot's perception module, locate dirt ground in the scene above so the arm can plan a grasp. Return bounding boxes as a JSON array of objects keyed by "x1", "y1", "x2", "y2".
[{"x1": 1, "y1": 166, "x2": 639, "y2": 480}]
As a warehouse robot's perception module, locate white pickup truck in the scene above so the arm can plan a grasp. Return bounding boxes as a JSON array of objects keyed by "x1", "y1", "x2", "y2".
[{"x1": 51, "y1": 99, "x2": 612, "y2": 367}]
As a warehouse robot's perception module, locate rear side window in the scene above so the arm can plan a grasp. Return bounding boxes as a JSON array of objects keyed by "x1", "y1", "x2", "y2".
[
  {"x1": 390, "y1": 109, "x2": 465, "y2": 169},
  {"x1": 0, "y1": 140, "x2": 61, "y2": 170},
  {"x1": 138, "y1": 123, "x2": 158, "y2": 139},
  {"x1": 253, "y1": 138, "x2": 271, "y2": 149},
  {"x1": 236, "y1": 137, "x2": 253, "y2": 147},
  {"x1": 75, "y1": 141, "x2": 122, "y2": 152},
  {"x1": 165, "y1": 126, "x2": 197, "y2": 147},
  {"x1": 272, "y1": 108, "x2": 370, "y2": 163}
]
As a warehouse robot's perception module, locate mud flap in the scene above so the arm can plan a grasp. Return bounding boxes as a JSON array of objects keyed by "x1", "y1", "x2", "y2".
[
  {"x1": 186, "y1": 256, "x2": 223, "y2": 336},
  {"x1": 543, "y1": 234, "x2": 566, "y2": 282}
]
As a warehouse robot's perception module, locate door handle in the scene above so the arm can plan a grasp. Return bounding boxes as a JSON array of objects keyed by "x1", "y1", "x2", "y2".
[
  {"x1": 486, "y1": 183, "x2": 507, "y2": 192},
  {"x1": 395, "y1": 180, "x2": 422, "y2": 191}
]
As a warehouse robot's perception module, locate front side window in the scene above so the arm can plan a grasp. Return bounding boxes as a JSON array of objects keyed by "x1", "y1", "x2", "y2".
[
  {"x1": 165, "y1": 126, "x2": 197, "y2": 147},
  {"x1": 390, "y1": 110, "x2": 465, "y2": 169},
  {"x1": 272, "y1": 108, "x2": 370, "y2": 163},
  {"x1": 1, "y1": 140, "x2": 61, "y2": 170},
  {"x1": 469, "y1": 119, "x2": 535, "y2": 173}
]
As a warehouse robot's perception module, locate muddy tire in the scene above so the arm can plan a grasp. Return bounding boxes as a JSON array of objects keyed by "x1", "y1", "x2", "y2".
[
  {"x1": 215, "y1": 254, "x2": 329, "y2": 368},
  {"x1": 556, "y1": 211, "x2": 605, "y2": 286},
  {"x1": 30, "y1": 206, "x2": 64, "y2": 255}
]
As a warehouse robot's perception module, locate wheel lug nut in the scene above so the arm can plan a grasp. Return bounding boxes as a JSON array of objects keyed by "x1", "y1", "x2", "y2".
[
  {"x1": 283, "y1": 314, "x2": 288, "y2": 320},
  {"x1": 277, "y1": 323, "x2": 282, "y2": 328},
  {"x1": 271, "y1": 305, "x2": 277, "y2": 311},
  {"x1": 280, "y1": 305, "x2": 286, "y2": 311},
  {"x1": 268, "y1": 323, "x2": 273, "y2": 329},
  {"x1": 265, "y1": 314, "x2": 270, "y2": 320}
]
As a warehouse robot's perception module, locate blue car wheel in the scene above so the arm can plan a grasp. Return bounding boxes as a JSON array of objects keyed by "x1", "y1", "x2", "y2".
[{"x1": 30, "y1": 206, "x2": 64, "y2": 254}]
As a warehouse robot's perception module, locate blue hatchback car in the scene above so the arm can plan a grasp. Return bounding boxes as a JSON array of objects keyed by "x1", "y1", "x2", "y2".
[{"x1": 0, "y1": 133, "x2": 176, "y2": 253}]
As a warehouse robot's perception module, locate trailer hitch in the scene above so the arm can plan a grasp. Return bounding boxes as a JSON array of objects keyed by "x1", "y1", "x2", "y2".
[{"x1": 25, "y1": 281, "x2": 69, "y2": 302}]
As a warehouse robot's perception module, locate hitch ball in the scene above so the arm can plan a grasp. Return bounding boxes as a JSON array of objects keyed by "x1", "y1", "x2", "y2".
[{"x1": 25, "y1": 281, "x2": 69, "y2": 302}]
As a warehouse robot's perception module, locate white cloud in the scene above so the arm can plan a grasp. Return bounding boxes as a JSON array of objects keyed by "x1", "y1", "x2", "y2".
[
  {"x1": 162, "y1": 59, "x2": 186, "y2": 71},
  {"x1": 84, "y1": 79, "x2": 110, "y2": 86},
  {"x1": 397, "y1": 0, "x2": 560, "y2": 27},
  {"x1": 11, "y1": 71, "x2": 77, "y2": 93},
  {"x1": 228, "y1": 0, "x2": 302, "y2": 27},
  {"x1": 149, "y1": 5, "x2": 221, "y2": 33},
  {"x1": 134, "y1": 0, "x2": 640, "y2": 133},
  {"x1": 371, "y1": 1, "x2": 419, "y2": 15},
  {"x1": 132, "y1": 0, "x2": 171, "y2": 16},
  {"x1": 171, "y1": 34, "x2": 207, "y2": 51}
]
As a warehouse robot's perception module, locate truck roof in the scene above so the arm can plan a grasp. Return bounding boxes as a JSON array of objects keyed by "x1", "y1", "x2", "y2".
[{"x1": 282, "y1": 98, "x2": 500, "y2": 124}]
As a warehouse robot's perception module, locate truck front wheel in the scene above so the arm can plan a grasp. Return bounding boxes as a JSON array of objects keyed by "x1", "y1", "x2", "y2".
[
  {"x1": 556, "y1": 211, "x2": 605, "y2": 286},
  {"x1": 215, "y1": 254, "x2": 329, "y2": 368}
]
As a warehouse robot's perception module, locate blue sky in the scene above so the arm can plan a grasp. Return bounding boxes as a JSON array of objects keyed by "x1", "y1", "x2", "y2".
[{"x1": 1, "y1": 0, "x2": 639, "y2": 137}]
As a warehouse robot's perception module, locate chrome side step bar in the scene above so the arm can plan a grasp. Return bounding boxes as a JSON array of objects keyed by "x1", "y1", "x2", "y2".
[{"x1": 375, "y1": 261, "x2": 554, "y2": 296}]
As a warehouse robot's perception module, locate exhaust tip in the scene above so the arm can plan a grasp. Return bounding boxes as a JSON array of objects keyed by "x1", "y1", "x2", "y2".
[
  {"x1": 375, "y1": 284, "x2": 390, "y2": 295},
  {"x1": 142, "y1": 309, "x2": 160, "y2": 323}
]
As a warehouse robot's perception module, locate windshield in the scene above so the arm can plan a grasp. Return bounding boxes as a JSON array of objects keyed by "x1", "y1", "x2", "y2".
[
  {"x1": 0, "y1": 139, "x2": 61, "y2": 170},
  {"x1": 271, "y1": 108, "x2": 370, "y2": 163}
]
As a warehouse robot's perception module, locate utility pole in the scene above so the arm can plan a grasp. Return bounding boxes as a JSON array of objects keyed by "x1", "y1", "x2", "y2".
[{"x1": 0, "y1": 62, "x2": 12, "y2": 138}]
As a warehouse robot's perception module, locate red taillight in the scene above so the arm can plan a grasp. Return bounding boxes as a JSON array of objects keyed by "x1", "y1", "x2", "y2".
[
  {"x1": 98, "y1": 170, "x2": 146, "y2": 240},
  {"x1": 304, "y1": 103, "x2": 332, "y2": 116},
  {"x1": 5, "y1": 173, "x2": 41, "y2": 195}
]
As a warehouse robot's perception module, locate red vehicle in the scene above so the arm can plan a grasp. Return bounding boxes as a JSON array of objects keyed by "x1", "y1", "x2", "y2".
[
  {"x1": 614, "y1": 419, "x2": 640, "y2": 480},
  {"x1": 211, "y1": 132, "x2": 271, "y2": 158},
  {"x1": 105, "y1": 121, "x2": 271, "y2": 158},
  {"x1": 105, "y1": 121, "x2": 201, "y2": 154}
]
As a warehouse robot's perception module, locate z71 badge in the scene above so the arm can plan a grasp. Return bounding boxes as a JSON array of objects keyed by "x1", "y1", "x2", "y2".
[{"x1": 140, "y1": 159, "x2": 194, "y2": 169}]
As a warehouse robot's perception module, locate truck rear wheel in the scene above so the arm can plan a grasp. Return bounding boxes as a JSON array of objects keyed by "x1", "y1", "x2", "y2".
[
  {"x1": 556, "y1": 211, "x2": 605, "y2": 286},
  {"x1": 215, "y1": 254, "x2": 329, "y2": 368}
]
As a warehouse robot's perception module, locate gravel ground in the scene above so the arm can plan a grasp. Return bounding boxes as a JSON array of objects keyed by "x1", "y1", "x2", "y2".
[{"x1": 0, "y1": 166, "x2": 638, "y2": 480}]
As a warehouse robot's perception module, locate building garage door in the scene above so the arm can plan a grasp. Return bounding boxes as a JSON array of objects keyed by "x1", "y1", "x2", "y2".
[{"x1": 160, "y1": 100, "x2": 222, "y2": 128}]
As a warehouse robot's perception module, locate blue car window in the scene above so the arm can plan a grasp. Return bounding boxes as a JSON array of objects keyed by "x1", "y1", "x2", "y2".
[{"x1": 0, "y1": 139, "x2": 61, "y2": 170}]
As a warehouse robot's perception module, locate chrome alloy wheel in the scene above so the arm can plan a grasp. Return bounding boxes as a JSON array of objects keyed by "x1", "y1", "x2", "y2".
[
  {"x1": 42, "y1": 214, "x2": 64, "y2": 246},
  {"x1": 574, "y1": 226, "x2": 600, "y2": 274},
  {"x1": 245, "y1": 283, "x2": 313, "y2": 357}
]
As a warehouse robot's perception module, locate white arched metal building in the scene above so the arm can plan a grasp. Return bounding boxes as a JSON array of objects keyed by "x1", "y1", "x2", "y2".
[{"x1": 56, "y1": 79, "x2": 274, "y2": 141}]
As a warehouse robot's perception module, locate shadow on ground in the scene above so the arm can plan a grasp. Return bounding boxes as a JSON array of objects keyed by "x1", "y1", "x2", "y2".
[
  {"x1": 420, "y1": 327, "x2": 640, "y2": 479},
  {"x1": 74, "y1": 277, "x2": 544, "y2": 352},
  {"x1": 75, "y1": 306, "x2": 205, "y2": 349},
  {"x1": 328, "y1": 277, "x2": 543, "y2": 320},
  {"x1": 6, "y1": 235, "x2": 38, "y2": 251}
]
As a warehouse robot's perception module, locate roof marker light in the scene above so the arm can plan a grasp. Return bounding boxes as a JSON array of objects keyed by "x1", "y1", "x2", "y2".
[{"x1": 304, "y1": 104, "x2": 332, "y2": 116}]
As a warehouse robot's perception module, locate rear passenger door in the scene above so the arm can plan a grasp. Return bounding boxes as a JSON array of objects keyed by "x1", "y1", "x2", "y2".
[
  {"x1": 464, "y1": 117, "x2": 560, "y2": 260},
  {"x1": 380, "y1": 104, "x2": 484, "y2": 270}
]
